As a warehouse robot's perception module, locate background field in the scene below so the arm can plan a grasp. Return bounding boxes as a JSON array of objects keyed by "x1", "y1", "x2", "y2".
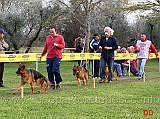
[{"x1": 0, "y1": 59, "x2": 160, "y2": 119}]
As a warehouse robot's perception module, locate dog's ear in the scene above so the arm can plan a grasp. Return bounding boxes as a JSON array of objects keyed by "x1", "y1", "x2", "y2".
[
  {"x1": 19, "y1": 63, "x2": 25, "y2": 69},
  {"x1": 22, "y1": 64, "x2": 25, "y2": 69}
]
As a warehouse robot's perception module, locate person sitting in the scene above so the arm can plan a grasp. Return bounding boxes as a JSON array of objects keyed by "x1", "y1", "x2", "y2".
[
  {"x1": 113, "y1": 47, "x2": 127, "y2": 77},
  {"x1": 122, "y1": 46, "x2": 139, "y2": 76}
]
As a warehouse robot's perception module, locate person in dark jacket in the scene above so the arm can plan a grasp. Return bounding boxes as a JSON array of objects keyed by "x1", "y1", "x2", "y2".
[
  {"x1": 99, "y1": 27, "x2": 118, "y2": 83},
  {"x1": 89, "y1": 33, "x2": 100, "y2": 78},
  {"x1": 0, "y1": 28, "x2": 9, "y2": 87},
  {"x1": 75, "y1": 37, "x2": 84, "y2": 66}
]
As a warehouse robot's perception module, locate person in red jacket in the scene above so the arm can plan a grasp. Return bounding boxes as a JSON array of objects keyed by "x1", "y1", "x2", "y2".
[
  {"x1": 40, "y1": 26, "x2": 65, "y2": 89},
  {"x1": 122, "y1": 46, "x2": 139, "y2": 76},
  {"x1": 134, "y1": 33, "x2": 158, "y2": 80}
]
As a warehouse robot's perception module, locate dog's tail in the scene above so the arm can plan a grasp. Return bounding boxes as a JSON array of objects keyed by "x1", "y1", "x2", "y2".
[{"x1": 44, "y1": 78, "x2": 52, "y2": 87}]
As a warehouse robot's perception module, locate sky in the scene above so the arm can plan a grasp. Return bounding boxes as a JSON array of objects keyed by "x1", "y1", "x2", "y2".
[
  {"x1": 42, "y1": 0, "x2": 157, "y2": 24},
  {"x1": 127, "y1": 0, "x2": 157, "y2": 24}
]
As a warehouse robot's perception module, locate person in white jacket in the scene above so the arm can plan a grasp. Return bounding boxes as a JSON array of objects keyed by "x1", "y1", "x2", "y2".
[
  {"x1": 134, "y1": 33, "x2": 158, "y2": 80},
  {"x1": 0, "y1": 28, "x2": 9, "y2": 87}
]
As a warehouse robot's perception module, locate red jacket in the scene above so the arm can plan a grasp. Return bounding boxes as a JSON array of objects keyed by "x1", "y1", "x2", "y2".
[
  {"x1": 124, "y1": 59, "x2": 137, "y2": 69},
  {"x1": 41, "y1": 34, "x2": 65, "y2": 58}
]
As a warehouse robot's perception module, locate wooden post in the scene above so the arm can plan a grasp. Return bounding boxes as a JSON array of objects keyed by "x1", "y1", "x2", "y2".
[
  {"x1": 92, "y1": 78, "x2": 95, "y2": 88},
  {"x1": 143, "y1": 74, "x2": 145, "y2": 82},
  {"x1": 21, "y1": 86, "x2": 24, "y2": 98}
]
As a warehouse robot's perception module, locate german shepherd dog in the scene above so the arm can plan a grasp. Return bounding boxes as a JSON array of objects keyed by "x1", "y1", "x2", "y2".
[
  {"x1": 73, "y1": 65, "x2": 89, "y2": 86},
  {"x1": 105, "y1": 65, "x2": 118, "y2": 81},
  {"x1": 13, "y1": 63, "x2": 52, "y2": 94}
]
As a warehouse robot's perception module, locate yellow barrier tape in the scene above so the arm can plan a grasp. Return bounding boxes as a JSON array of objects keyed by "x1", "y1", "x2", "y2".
[{"x1": 0, "y1": 53, "x2": 159, "y2": 62}]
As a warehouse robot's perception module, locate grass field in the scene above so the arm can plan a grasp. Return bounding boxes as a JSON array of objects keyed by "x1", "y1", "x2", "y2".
[{"x1": 0, "y1": 59, "x2": 160, "y2": 119}]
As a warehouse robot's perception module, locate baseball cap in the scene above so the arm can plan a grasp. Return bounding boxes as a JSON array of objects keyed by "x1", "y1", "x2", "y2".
[{"x1": 0, "y1": 28, "x2": 7, "y2": 34}]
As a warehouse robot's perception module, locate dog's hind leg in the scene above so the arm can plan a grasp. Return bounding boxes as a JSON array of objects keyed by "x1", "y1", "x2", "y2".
[
  {"x1": 44, "y1": 79, "x2": 52, "y2": 92},
  {"x1": 85, "y1": 73, "x2": 89, "y2": 85},
  {"x1": 13, "y1": 83, "x2": 25, "y2": 94},
  {"x1": 30, "y1": 82, "x2": 35, "y2": 94},
  {"x1": 36, "y1": 79, "x2": 45, "y2": 93},
  {"x1": 83, "y1": 79, "x2": 86, "y2": 85}
]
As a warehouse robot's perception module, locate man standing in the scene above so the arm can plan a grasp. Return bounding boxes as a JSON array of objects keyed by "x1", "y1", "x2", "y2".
[
  {"x1": 99, "y1": 27, "x2": 118, "y2": 83},
  {"x1": 134, "y1": 33, "x2": 159, "y2": 80},
  {"x1": 0, "y1": 28, "x2": 9, "y2": 87},
  {"x1": 40, "y1": 26, "x2": 65, "y2": 89}
]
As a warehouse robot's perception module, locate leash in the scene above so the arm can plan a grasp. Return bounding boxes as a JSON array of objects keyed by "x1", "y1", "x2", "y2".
[{"x1": 47, "y1": 45, "x2": 55, "y2": 53}]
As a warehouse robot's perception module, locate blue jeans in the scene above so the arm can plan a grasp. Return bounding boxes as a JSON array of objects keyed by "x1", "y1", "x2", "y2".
[
  {"x1": 121, "y1": 66, "x2": 127, "y2": 76},
  {"x1": 137, "y1": 58, "x2": 147, "y2": 78},
  {"x1": 113, "y1": 62, "x2": 127, "y2": 76},
  {"x1": 100, "y1": 57, "x2": 114, "y2": 81},
  {"x1": 113, "y1": 62, "x2": 122, "y2": 76},
  {"x1": 46, "y1": 58, "x2": 62, "y2": 85}
]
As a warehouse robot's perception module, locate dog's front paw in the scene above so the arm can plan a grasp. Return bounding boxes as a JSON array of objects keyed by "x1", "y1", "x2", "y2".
[
  {"x1": 12, "y1": 92, "x2": 16, "y2": 95},
  {"x1": 37, "y1": 90, "x2": 42, "y2": 93},
  {"x1": 31, "y1": 92, "x2": 34, "y2": 94}
]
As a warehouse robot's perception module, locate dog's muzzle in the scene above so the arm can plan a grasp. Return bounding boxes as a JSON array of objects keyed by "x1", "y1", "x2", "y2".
[
  {"x1": 16, "y1": 70, "x2": 21, "y2": 76},
  {"x1": 73, "y1": 70, "x2": 76, "y2": 76}
]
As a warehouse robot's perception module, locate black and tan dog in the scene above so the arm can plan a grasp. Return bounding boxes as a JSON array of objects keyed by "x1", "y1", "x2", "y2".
[
  {"x1": 73, "y1": 65, "x2": 89, "y2": 86},
  {"x1": 13, "y1": 63, "x2": 52, "y2": 94},
  {"x1": 105, "y1": 65, "x2": 118, "y2": 81}
]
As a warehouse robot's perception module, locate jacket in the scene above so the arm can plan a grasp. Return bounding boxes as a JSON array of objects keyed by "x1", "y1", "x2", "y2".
[
  {"x1": 0, "y1": 39, "x2": 9, "y2": 54},
  {"x1": 99, "y1": 35, "x2": 118, "y2": 59},
  {"x1": 41, "y1": 34, "x2": 65, "y2": 58}
]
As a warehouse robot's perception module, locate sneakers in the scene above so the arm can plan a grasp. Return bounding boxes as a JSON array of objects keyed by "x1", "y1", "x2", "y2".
[
  {"x1": 99, "y1": 79, "x2": 106, "y2": 83},
  {"x1": 49, "y1": 85, "x2": 55, "y2": 90},
  {"x1": 107, "y1": 80, "x2": 113, "y2": 83},
  {"x1": 49, "y1": 84, "x2": 61, "y2": 90},
  {"x1": 56, "y1": 84, "x2": 61, "y2": 89},
  {"x1": 0, "y1": 84, "x2": 5, "y2": 87},
  {"x1": 138, "y1": 77, "x2": 142, "y2": 80}
]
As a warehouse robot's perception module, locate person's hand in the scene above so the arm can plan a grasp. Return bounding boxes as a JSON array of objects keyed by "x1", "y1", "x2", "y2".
[
  {"x1": 39, "y1": 56, "x2": 42, "y2": 61},
  {"x1": 136, "y1": 48, "x2": 140, "y2": 52},
  {"x1": 99, "y1": 46, "x2": 102, "y2": 53},
  {"x1": 104, "y1": 46, "x2": 109, "y2": 50},
  {"x1": 156, "y1": 55, "x2": 159, "y2": 59},
  {"x1": 54, "y1": 43, "x2": 58, "y2": 46}
]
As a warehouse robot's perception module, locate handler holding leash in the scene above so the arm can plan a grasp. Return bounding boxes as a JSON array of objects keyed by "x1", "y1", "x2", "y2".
[
  {"x1": 40, "y1": 26, "x2": 65, "y2": 90},
  {"x1": 0, "y1": 28, "x2": 9, "y2": 87}
]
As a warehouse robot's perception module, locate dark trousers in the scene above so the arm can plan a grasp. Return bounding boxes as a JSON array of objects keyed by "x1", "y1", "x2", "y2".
[
  {"x1": 130, "y1": 65, "x2": 139, "y2": 76},
  {"x1": 46, "y1": 58, "x2": 62, "y2": 85},
  {"x1": 92, "y1": 60, "x2": 100, "y2": 77},
  {"x1": 100, "y1": 57, "x2": 114, "y2": 81},
  {"x1": 0, "y1": 62, "x2": 4, "y2": 84}
]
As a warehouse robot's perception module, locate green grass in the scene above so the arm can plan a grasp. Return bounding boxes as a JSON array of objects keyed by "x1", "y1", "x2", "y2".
[{"x1": 0, "y1": 59, "x2": 160, "y2": 119}]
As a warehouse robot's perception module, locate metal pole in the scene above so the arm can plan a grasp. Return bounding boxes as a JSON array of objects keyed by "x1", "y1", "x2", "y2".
[
  {"x1": 92, "y1": 59, "x2": 95, "y2": 88},
  {"x1": 128, "y1": 59, "x2": 130, "y2": 77},
  {"x1": 36, "y1": 61, "x2": 38, "y2": 71}
]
